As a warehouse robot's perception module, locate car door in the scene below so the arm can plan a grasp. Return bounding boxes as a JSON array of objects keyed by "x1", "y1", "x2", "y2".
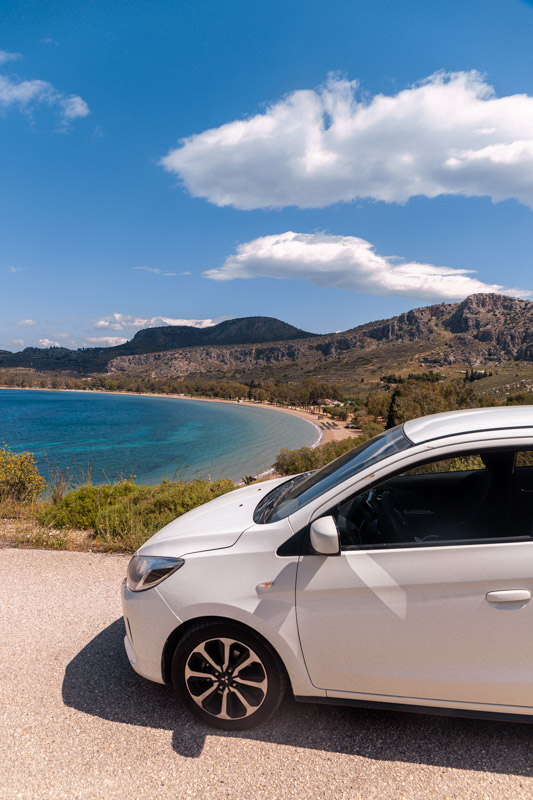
[{"x1": 295, "y1": 449, "x2": 533, "y2": 709}]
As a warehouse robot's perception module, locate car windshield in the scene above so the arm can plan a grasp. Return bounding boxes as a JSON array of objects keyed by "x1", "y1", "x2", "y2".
[{"x1": 255, "y1": 425, "x2": 411, "y2": 524}]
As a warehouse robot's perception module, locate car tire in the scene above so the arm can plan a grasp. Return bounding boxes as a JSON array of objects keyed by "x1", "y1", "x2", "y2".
[{"x1": 172, "y1": 621, "x2": 287, "y2": 730}]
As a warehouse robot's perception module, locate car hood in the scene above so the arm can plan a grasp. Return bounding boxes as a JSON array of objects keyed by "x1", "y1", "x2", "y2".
[{"x1": 137, "y1": 476, "x2": 290, "y2": 557}]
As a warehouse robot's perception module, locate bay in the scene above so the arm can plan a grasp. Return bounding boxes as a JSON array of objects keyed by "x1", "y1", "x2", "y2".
[{"x1": 0, "y1": 389, "x2": 318, "y2": 484}]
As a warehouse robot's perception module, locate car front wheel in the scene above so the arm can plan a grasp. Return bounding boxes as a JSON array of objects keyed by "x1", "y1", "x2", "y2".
[{"x1": 171, "y1": 621, "x2": 286, "y2": 730}]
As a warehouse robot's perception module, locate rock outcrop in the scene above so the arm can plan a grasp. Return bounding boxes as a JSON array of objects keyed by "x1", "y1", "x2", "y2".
[{"x1": 2, "y1": 294, "x2": 532, "y2": 378}]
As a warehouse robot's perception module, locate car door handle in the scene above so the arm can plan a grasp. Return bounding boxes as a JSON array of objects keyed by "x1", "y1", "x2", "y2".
[{"x1": 486, "y1": 590, "x2": 531, "y2": 604}]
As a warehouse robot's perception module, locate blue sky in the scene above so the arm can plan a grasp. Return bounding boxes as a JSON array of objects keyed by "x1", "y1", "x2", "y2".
[{"x1": 2, "y1": 0, "x2": 533, "y2": 350}]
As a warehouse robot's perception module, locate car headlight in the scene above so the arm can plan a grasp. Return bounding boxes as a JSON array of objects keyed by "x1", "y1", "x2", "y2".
[{"x1": 126, "y1": 555, "x2": 184, "y2": 592}]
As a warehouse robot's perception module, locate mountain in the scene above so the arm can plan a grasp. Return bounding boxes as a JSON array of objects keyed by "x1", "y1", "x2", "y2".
[
  {"x1": 0, "y1": 316, "x2": 316, "y2": 374},
  {"x1": 105, "y1": 294, "x2": 533, "y2": 385},
  {"x1": 2, "y1": 295, "x2": 532, "y2": 386},
  {"x1": 124, "y1": 316, "x2": 316, "y2": 351}
]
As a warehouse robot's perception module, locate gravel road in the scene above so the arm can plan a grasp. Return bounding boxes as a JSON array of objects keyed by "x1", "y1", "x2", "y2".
[{"x1": 1, "y1": 547, "x2": 533, "y2": 800}]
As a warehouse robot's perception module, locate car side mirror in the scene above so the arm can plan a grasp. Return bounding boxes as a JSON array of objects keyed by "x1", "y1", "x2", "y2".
[{"x1": 309, "y1": 516, "x2": 340, "y2": 556}]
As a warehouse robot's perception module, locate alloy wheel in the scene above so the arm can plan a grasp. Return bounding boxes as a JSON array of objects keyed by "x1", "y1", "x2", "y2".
[{"x1": 184, "y1": 637, "x2": 268, "y2": 720}]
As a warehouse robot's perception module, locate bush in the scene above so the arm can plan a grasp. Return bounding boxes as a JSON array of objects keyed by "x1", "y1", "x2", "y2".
[
  {"x1": 273, "y1": 430, "x2": 380, "y2": 477},
  {"x1": 385, "y1": 380, "x2": 494, "y2": 428},
  {"x1": 507, "y1": 393, "x2": 533, "y2": 405},
  {"x1": 273, "y1": 446, "x2": 321, "y2": 476},
  {"x1": 0, "y1": 445, "x2": 46, "y2": 501},
  {"x1": 38, "y1": 478, "x2": 235, "y2": 551}
]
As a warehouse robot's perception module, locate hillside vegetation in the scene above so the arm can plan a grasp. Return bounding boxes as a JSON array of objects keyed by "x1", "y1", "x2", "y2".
[{"x1": 2, "y1": 295, "x2": 533, "y2": 393}]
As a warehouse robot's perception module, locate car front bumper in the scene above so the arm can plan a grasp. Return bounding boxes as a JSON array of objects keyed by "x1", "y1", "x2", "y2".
[{"x1": 121, "y1": 579, "x2": 182, "y2": 684}]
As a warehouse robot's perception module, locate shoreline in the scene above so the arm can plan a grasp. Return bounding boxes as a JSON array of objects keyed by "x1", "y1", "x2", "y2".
[{"x1": 0, "y1": 385, "x2": 358, "y2": 448}]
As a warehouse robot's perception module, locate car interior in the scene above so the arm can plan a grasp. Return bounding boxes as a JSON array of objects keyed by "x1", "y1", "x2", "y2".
[{"x1": 335, "y1": 449, "x2": 533, "y2": 549}]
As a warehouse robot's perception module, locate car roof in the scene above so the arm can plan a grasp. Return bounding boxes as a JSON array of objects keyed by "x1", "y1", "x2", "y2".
[{"x1": 403, "y1": 405, "x2": 533, "y2": 445}]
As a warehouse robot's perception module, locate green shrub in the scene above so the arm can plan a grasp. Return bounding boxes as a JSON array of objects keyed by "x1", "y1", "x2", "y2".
[
  {"x1": 38, "y1": 478, "x2": 235, "y2": 551},
  {"x1": 38, "y1": 480, "x2": 137, "y2": 530},
  {"x1": 273, "y1": 446, "x2": 321, "y2": 476},
  {"x1": 274, "y1": 435, "x2": 363, "y2": 476},
  {"x1": 507, "y1": 392, "x2": 533, "y2": 405},
  {"x1": 272, "y1": 421, "x2": 388, "y2": 477},
  {"x1": 385, "y1": 380, "x2": 494, "y2": 428},
  {"x1": 0, "y1": 445, "x2": 46, "y2": 501}
]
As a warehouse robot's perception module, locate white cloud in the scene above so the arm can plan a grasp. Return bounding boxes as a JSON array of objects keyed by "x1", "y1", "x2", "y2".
[
  {"x1": 37, "y1": 338, "x2": 61, "y2": 347},
  {"x1": 0, "y1": 50, "x2": 22, "y2": 64},
  {"x1": 13, "y1": 318, "x2": 37, "y2": 327},
  {"x1": 132, "y1": 266, "x2": 178, "y2": 277},
  {"x1": 205, "y1": 231, "x2": 530, "y2": 301},
  {"x1": 150, "y1": 316, "x2": 218, "y2": 327},
  {"x1": 60, "y1": 94, "x2": 90, "y2": 121},
  {"x1": 93, "y1": 313, "x2": 219, "y2": 332},
  {"x1": 86, "y1": 336, "x2": 128, "y2": 346},
  {"x1": 12, "y1": 338, "x2": 24, "y2": 346},
  {"x1": 132, "y1": 267, "x2": 192, "y2": 276},
  {"x1": 40, "y1": 37, "x2": 59, "y2": 46},
  {"x1": 0, "y1": 73, "x2": 89, "y2": 124},
  {"x1": 94, "y1": 314, "x2": 149, "y2": 331},
  {"x1": 160, "y1": 71, "x2": 533, "y2": 210},
  {"x1": 8, "y1": 266, "x2": 21, "y2": 273}
]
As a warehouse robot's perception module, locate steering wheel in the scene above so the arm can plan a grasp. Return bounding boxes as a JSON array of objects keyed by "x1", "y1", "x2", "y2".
[{"x1": 377, "y1": 490, "x2": 413, "y2": 543}]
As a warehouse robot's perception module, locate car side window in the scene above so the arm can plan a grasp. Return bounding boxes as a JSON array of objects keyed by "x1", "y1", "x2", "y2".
[
  {"x1": 336, "y1": 449, "x2": 523, "y2": 550},
  {"x1": 509, "y1": 450, "x2": 533, "y2": 538},
  {"x1": 402, "y1": 455, "x2": 485, "y2": 476},
  {"x1": 516, "y1": 451, "x2": 533, "y2": 468}
]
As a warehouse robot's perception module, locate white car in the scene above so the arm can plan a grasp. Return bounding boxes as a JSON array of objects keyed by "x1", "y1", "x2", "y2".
[{"x1": 122, "y1": 406, "x2": 533, "y2": 730}]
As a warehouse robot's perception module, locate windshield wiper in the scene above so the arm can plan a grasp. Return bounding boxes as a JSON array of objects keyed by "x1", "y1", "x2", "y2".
[
  {"x1": 274, "y1": 472, "x2": 312, "y2": 504},
  {"x1": 254, "y1": 472, "x2": 313, "y2": 524}
]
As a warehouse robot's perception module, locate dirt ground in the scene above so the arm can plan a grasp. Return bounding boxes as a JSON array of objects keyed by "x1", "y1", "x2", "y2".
[{"x1": 2, "y1": 546, "x2": 533, "y2": 800}]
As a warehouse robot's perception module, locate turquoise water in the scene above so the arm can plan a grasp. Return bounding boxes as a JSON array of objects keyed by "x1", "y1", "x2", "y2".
[{"x1": 0, "y1": 389, "x2": 318, "y2": 484}]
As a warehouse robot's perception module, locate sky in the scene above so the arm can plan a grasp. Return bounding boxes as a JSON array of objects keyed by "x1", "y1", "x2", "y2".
[{"x1": 2, "y1": 0, "x2": 533, "y2": 350}]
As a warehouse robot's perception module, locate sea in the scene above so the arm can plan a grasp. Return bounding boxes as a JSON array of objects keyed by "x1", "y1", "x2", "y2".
[{"x1": 0, "y1": 389, "x2": 318, "y2": 485}]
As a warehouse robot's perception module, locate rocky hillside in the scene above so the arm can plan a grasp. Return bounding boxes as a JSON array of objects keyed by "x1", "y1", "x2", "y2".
[
  {"x1": 1, "y1": 295, "x2": 532, "y2": 382},
  {"x1": 106, "y1": 294, "x2": 533, "y2": 382},
  {"x1": 0, "y1": 316, "x2": 315, "y2": 374},
  {"x1": 344, "y1": 293, "x2": 533, "y2": 362}
]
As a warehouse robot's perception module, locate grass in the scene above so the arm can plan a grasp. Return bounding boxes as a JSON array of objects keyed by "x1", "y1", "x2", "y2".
[
  {"x1": 10, "y1": 527, "x2": 69, "y2": 550},
  {"x1": 36, "y1": 477, "x2": 235, "y2": 552},
  {"x1": 1, "y1": 476, "x2": 235, "y2": 553}
]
